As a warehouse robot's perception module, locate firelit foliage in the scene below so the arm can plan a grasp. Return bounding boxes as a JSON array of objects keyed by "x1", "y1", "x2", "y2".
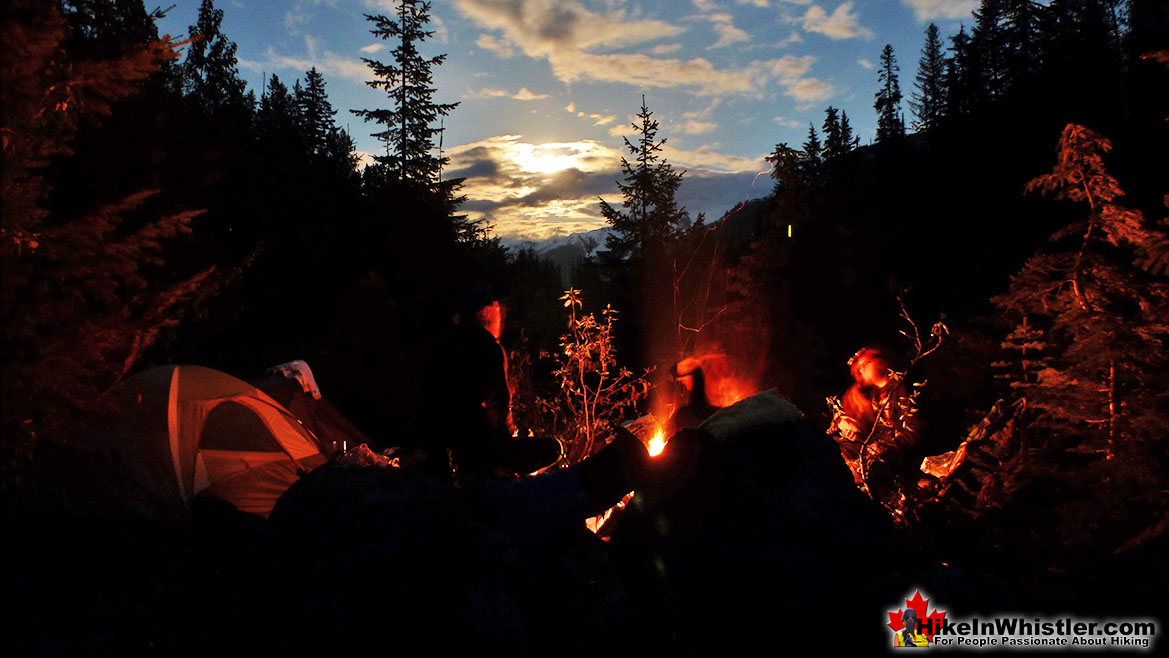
[
  {"x1": 993, "y1": 124, "x2": 1169, "y2": 452},
  {"x1": 538, "y1": 289, "x2": 651, "y2": 465},
  {"x1": 1, "y1": 1, "x2": 216, "y2": 488}
]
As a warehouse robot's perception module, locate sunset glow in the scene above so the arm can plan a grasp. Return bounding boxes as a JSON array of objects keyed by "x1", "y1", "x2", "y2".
[{"x1": 511, "y1": 142, "x2": 596, "y2": 174}]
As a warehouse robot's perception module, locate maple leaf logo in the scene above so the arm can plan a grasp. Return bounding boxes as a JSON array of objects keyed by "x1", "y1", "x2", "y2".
[{"x1": 887, "y1": 590, "x2": 947, "y2": 642}]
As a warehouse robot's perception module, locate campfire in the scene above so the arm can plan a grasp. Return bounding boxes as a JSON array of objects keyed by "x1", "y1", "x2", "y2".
[
  {"x1": 647, "y1": 426, "x2": 667, "y2": 457},
  {"x1": 584, "y1": 355, "x2": 758, "y2": 535}
]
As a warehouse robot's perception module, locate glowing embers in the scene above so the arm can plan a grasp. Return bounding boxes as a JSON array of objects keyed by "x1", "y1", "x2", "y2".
[{"x1": 648, "y1": 426, "x2": 667, "y2": 457}]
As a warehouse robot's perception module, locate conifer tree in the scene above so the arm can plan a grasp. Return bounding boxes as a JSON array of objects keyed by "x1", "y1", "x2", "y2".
[
  {"x1": 1002, "y1": 0, "x2": 1043, "y2": 87},
  {"x1": 801, "y1": 123, "x2": 822, "y2": 182},
  {"x1": 766, "y1": 142, "x2": 803, "y2": 195},
  {"x1": 874, "y1": 44, "x2": 905, "y2": 143},
  {"x1": 839, "y1": 110, "x2": 858, "y2": 149},
  {"x1": 352, "y1": 0, "x2": 457, "y2": 192},
  {"x1": 297, "y1": 66, "x2": 337, "y2": 155},
  {"x1": 822, "y1": 106, "x2": 844, "y2": 160},
  {"x1": 993, "y1": 124, "x2": 1169, "y2": 453},
  {"x1": 181, "y1": 0, "x2": 248, "y2": 121},
  {"x1": 258, "y1": 74, "x2": 303, "y2": 147},
  {"x1": 911, "y1": 23, "x2": 947, "y2": 132},
  {"x1": 972, "y1": 0, "x2": 1009, "y2": 100},
  {"x1": 945, "y1": 26, "x2": 979, "y2": 118},
  {"x1": 600, "y1": 97, "x2": 689, "y2": 260},
  {"x1": 1, "y1": 0, "x2": 212, "y2": 486}
]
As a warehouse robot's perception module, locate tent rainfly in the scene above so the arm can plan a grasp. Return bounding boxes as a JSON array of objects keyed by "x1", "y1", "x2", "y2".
[{"x1": 22, "y1": 365, "x2": 330, "y2": 522}]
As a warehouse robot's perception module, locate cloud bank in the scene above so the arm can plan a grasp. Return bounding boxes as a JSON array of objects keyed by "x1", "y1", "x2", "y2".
[
  {"x1": 799, "y1": 3, "x2": 873, "y2": 40},
  {"x1": 445, "y1": 134, "x2": 767, "y2": 240},
  {"x1": 900, "y1": 0, "x2": 979, "y2": 23},
  {"x1": 456, "y1": 0, "x2": 832, "y2": 100}
]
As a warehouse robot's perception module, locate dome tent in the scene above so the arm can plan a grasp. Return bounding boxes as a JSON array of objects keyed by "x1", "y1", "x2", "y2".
[{"x1": 14, "y1": 365, "x2": 328, "y2": 522}]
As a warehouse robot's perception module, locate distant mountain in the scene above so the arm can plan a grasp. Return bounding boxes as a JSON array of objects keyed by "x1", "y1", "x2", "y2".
[
  {"x1": 499, "y1": 227, "x2": 613, "y2": 285},
  {"x1": 499, "y1": 226, "x2": 612, "y2": 256},
  {"x1": 495, "y1": 198, "x2": 774, "y2": 286}
]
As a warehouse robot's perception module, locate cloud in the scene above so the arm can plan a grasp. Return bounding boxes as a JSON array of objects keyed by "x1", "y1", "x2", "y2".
[
  {"x1": 692, "y1": 0, "x2": 717, "y2": 11},
  {"x1": 737, "y1": 0, "x2": 771, "y2": 6},
  {"x1": 679, "y1": 120, "x2": 719, "y2": 134},
  {"x1": 707, "y1": 13, "x2": 751, "y2": 50},
  {"x1": 283, "y1": 0, "x2": 341, "y2": 34},
  {"x1": 456, "y1": 0, "x2": 683, "y2": 54},
  {"x1": 759, "y1": 56, "x2": 834, "y2": 104},
  {"x1": 590, "y1": 113, "x2": 616, "y2": 125},
  {"x1": 772, "y1": 116, "x2": 803, "y2": 129},
  {"x1": 444, "y1": 135, "x2": 623, "y2": 238},
  {"x1": 565, "y1": 51, "x2": 832, "y2": 99},
  {"x1": 457, "y1": 0, "x2": 828, "y2": 100},
  {"x1": 775, "y1": 31, "x2": 803, "y2": 47},
  {"x1": 649, "y1": 43, "x2": 683, "y2": 55},
  {"x1": 240, "y1": 46, "x2": 371, "y2": 83},
  {"x1": 609, "y1": 116, "x2": 640, "y2": 137},
  {"x1": 660, "y1": 143, "x2": 766, "y2": 174},
  {"x1": 513, "y1": 87, "x2": 550, "y2": 100},
  {"x1": 360, "y1": 43, "x2": 384, "y2": 53},
  {"x1": 799, "y1": 3, "x2": 873, "y2": 40},
  {"x1": 565, "y1": 102, "x2": 576, "y2": 112},
  {"x1": 470, "y1": 86, "x2": 550, "y2": 101},
  {"x1": 285, "y1": 8, "x2": 310, "y2": 31},
  {"x1": 900, "y1": 0, "x2": 978, "y2": 22},
  {"x1": 683, "y1": 98, "x2": 722, "y2": 120},
  {"x1": 430, "y1": 14, "x2": 450, "y2": 43},
  {"x1": 476, "y1": 34, "x2": 516, "y2": 58},
  {"x1": 472, "y1": 88, "x2": 511, "y2": 98},
  {"x1": 444, "y1": 134, "x2": 767, "y2": 239},
  {"x1": 787, "y1": 77, "x2": 833, "y2": 106},
  {"x1": 858, "y1": 58, "x2": 874, "y2": 69}
]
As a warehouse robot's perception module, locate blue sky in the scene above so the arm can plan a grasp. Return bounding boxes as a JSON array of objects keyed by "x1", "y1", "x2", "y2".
[{"x1": 157, "y1": 1, "x2": 982, "y2": 240}]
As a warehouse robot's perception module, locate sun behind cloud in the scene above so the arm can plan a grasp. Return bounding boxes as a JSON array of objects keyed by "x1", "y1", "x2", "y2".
[{"x1": 509, "y1": 141, "x2": 612, "y2": 175}]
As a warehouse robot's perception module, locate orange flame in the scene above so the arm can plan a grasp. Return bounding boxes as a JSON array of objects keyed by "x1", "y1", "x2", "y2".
[
  {"x1": 675, "y1": 353, "x2": 757, "y2": 408},
  {"x1": 648, "y1": 427, "x2": 667, "y2": 457}
]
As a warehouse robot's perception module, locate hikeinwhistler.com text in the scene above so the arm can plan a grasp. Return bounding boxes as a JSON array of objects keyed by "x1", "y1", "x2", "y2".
[{"x1": 921, "y1": 616, "x2": 1156, "y2": 650}]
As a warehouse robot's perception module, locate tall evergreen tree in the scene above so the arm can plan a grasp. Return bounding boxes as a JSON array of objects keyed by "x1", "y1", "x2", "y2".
[
  {"x1": 911, "y1": 23, "x2": 947, "y2": 132},
  {"x1": 600, "y1": 97, "x2": 689, "y2": 260},
  {"x1": 297, "y1": 66, "x2": 337, "y2": 155},
  {"x1": 1002, "y1": 0, "x2": 1044, "y2": 87},
  {"x1": 352, "y1": 0, "x2": 457, "y2": 191},
  {"x1": 181, "y1": 0, "x2": 248, "y2": 120},
  {"x1": 874, "y1": 44, "x2": 905, "y2": 143},
  {"x1": 801, "y1": 123, "x2": 823, "y2": 182},
  {"x1": 1041, "y1": 0, "x2": 1127, "y2": 130},
  {"x1": 945, "y1": 25, "x2": 980, "y2": 118},
  {"x1": 822, "y1": 106, "x2": 844, "y2": 160},
  {"x1": 840, "y1": 110, "x2": 858, "y2": 149},
  {"x1": 972, "y1": 0, "x2": 1009, "y2": 100},
  {"x1": 257, "y1": 74, "x2": 303, "y2": 146}
]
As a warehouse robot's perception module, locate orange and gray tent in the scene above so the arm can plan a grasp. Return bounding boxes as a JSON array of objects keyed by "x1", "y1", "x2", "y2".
[{"x1": 16, "y1": 365, "x2": 328, "y2": 522}]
